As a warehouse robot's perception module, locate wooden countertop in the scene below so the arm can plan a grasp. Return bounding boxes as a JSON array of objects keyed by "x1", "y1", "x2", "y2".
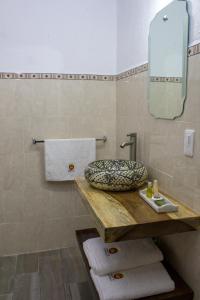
[{"x1": 75, "y1": 178, "x2": 200, "y2": 242}]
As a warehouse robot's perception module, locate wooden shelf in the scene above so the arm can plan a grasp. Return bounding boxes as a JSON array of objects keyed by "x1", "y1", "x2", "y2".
[
  {"x1": 76, "y1": 228, "x2": 193, "y2": 300},
  {"x1": 75, "y1": 178, "x2": 200, "y2": 242}
]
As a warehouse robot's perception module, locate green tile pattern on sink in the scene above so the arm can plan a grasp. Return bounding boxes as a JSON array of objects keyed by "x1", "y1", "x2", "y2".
[{"x1": 85, "y1": 159, "x2": 148, "y2": 191}]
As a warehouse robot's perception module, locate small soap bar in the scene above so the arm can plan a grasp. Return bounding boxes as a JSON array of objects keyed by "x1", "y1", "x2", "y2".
[{"x1": 154, "y1": 199, "x2": 166, "y2": 206}]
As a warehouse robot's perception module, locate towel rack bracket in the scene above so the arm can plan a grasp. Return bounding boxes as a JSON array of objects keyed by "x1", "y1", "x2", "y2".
[{"x1": 32, "y1": 138, "x2": 44, "y2": 144}]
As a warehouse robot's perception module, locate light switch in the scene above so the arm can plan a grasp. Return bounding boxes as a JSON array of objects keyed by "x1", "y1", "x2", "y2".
[{"x1": 184, "y1": 129, "x2": 195, "y2": 157}]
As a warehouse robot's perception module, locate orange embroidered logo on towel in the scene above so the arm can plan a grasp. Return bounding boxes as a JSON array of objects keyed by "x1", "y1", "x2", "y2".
[
  {"x1": 108, "y1": 247, "x2": 118, "y2": 254},
  {"x1": 112, "y1": 273, "x2": 124, "y2": 280},
  {"x1": 104, "y1": 247, "x2": 119, "y2": 256},
  {"x1": 68, "y1": 163, "x2": 75, "y2": 172}
]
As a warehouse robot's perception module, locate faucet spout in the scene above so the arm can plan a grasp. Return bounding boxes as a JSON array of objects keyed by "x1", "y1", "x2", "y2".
[
  {"x1": 120, "y1": 133, "x2": 137, "y2": 161},
  {"x1": 120, "y1": 142, "x2": 133, "y2": 148}
]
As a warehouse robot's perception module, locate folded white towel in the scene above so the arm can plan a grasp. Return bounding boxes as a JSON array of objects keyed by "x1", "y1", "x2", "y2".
[
  {"x1": 44, "y1": 138, "x2": 96, "y2": 181},
  {"x1": 91, "y1": 262, "x2": 175, "y2": 300},
  {"x1": 83, "y1": 237, "x2": 163, "y2": 276}
]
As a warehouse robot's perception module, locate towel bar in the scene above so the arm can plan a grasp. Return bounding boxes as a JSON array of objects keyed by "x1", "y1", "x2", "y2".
[{"x1": 32, "y1": 136, "x2": 107, "y2": 144}]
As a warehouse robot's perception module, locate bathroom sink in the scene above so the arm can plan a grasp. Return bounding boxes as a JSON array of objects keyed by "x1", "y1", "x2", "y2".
[{"x1": 84, "y1": 160, "x2": 148, "y2": 191}]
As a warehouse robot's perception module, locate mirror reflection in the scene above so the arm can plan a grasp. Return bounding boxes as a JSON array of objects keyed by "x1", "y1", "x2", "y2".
[{"x1": 148, "y1": 0, "x2": 189, "y2": 119}]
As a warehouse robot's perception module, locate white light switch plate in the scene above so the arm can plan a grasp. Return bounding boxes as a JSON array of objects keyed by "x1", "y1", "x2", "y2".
[{"x1": 184, "y1": 129, "x2": 195, "y2": 157}]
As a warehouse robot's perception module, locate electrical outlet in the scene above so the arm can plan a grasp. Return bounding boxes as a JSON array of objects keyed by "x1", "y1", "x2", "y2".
[{"x1": 184, "y1": 129, "x2": 195, "y2": 157}]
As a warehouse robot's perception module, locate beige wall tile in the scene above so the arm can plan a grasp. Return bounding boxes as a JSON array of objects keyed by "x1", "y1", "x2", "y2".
[
  {"x1": 15, "y1": 80, "x2": 61, "y2": 118},
  {"x1": 37, "y1": 218, "x2": 74, "y2": 251},
  {"x1": 70, "y1": 215, "x2": 96, "y2": 246},
  {"x1": 160, "y1": 231, "x2": 200, "y2": 300},
  {"x1": 1, "y1": 52, "x2": 199, "y2": 297},
  {"x1": 0, "y1": 222, "x2": 40, "y2": 256},
  {"x1": 0, "y1": 199, "x2": 5, "y2": 224},
  {"x1": 0, "y1": 154, "x2": 25, "y2": 192},
  {"x1": 0, "y1": 118, "x2": 24, "y2": 155},
  {"x1": 64, "y1": 182, "x2": 90, "y2": 217},
  {"x1": 1, "y1": 191, "x2": 24, "y2": 223},
  {"x1": 116, "y1": 54, "x2": 200, "y2": 300},
  {"x1": 0, "y1": 80, "x2": 17, "y2": 118},
  {"x1": 0, "y1": 78, "x2": 116, "y2": 256}
]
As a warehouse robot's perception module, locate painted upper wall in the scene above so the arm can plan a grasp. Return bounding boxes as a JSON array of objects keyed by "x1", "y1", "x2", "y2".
[
  {"x1": 1, "y1": 0, "x2": 199, "y2": 75},
  {"x1": 117, "y1": 0, "x2": 200, "y2": 73},
  {"x1": 0, "y1": 0, "x2": 117, "y2": 74}
]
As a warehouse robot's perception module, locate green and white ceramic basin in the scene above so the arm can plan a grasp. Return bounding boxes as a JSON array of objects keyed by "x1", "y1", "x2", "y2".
[{"x1": 84, "y1": 160, "x2": 148, "y2": 191}]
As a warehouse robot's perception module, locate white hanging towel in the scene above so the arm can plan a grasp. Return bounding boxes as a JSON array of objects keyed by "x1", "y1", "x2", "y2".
[
  {"x1": 83, "y1": 237, "x2": 163, "y2": 276},
  {"x1": 91, "y1": 262, "x2": 175, "y2": 300},
  {"x1": 44, "y1": 138, "x2": 96, "y2": 181}
]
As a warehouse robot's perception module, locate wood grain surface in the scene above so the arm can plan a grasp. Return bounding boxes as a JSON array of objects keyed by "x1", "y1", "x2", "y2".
[{"x1": 75, "y1": 178, "x2": 200, "y2": 242}]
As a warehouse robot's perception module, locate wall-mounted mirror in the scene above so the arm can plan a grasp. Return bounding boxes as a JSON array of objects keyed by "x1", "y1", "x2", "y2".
[{"x1": 148, "y1": 0, "x2": 189, "y2": 119}]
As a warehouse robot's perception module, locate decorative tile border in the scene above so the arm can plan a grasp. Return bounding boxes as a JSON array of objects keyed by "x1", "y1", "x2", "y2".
[
  {"x1": 0, "y1": 42, "x2": 199, "y2": 82},
  {"x1": 0, "y1": 72, "x2": 114, "y2": 81},
  {"x1": 150, "y1": 76, "x2": 182, "y2": 83},
  {"x1": 115, "y1": 63, "x2": 148, "y2": 80},
  {"x1": 116, "y1": 42, "x2": 200, "y2": 81},
  {"x1": 188, "y1": 43, "x2": 200, "y2": 57}
]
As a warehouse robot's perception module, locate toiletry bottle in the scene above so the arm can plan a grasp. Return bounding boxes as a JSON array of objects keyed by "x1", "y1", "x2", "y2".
[
  {"x1": 153, "y1": 179, "x2": 159, "y2": 198},
  {"x1": 146, "y1": 181, "x2": 153, "y2": 198}
]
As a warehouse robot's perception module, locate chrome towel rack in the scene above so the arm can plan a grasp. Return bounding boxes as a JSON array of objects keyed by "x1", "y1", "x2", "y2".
[{"x1": 32, "y1": 136, "x2": 107, "y2": 144}]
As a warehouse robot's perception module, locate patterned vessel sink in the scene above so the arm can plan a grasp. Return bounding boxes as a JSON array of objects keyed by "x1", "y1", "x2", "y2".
[{"x1": 84, "y1": 160, "x2": 148, "y2": 191}]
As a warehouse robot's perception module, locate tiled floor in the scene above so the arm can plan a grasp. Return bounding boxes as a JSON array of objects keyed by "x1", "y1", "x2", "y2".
[{"x1": 0, "y1": 247, "x2": 98, "y2": 300}]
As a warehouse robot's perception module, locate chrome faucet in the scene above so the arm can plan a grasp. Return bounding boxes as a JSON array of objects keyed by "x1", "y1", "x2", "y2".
[{"x1": 120, "y1": 133, "x2": 137, "y2": 161}]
